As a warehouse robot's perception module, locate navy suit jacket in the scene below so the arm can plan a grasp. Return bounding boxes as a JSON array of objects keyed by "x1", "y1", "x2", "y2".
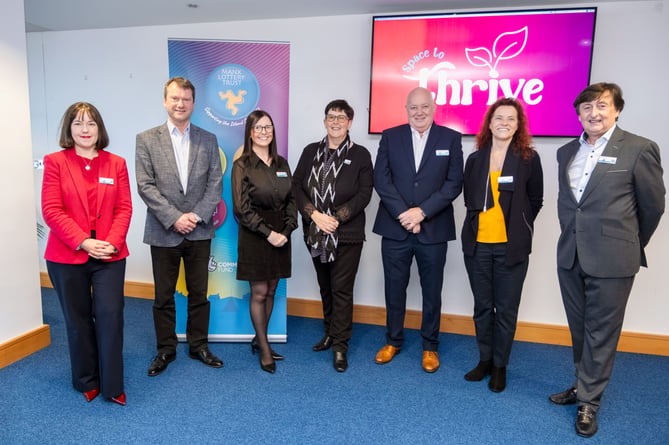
[
  {"x1": 556, "y1": 126, "x2": 665, "y2": 277},
  {"x1": 373, "y1": 123, "x2": 463, "y2": 243}
]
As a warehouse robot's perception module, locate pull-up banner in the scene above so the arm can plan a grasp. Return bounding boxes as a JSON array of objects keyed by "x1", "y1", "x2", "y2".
[{"x1": 167, "y1": 39, "x2": 291, "y2": 342}]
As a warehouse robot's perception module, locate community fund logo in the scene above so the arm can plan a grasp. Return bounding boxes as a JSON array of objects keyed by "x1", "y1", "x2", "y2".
[{"x1": 401, "y1": 27, "x2": 544, "y2": 106}]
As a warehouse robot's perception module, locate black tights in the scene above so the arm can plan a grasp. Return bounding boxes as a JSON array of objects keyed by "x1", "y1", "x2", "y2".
[{"x1": 249, "y1": 280, "x2": 277, "y2": 365}]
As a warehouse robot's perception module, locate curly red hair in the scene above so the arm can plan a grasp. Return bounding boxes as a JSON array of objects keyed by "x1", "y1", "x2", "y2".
[{"x1": 475, "y1": 97, "x2": 534, "y2": 161}]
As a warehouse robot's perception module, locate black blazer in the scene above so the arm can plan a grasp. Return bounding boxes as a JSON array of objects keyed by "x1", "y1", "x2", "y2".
[
  {"x1": 461, "y1": 145, "x2": 543, "y2": 266},
  {"x1": 293, "y1": 141, "x2": 373, "y2": 243}
]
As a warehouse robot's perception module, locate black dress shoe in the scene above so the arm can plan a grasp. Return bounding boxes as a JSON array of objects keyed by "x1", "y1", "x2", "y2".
[
  {"x1": 488, "y1": 366, "x2": 506, "y2": 392},
  {"x1": 333, "y1": 351, "x2": 348, "y2": 372},
  {"x1": 147, "y1": 352, "x2": 176, "y2": 377},
  {"x1": 189, "y1": 348, "x2": 223, "y2": 368},
  {"x1": 575, "y1": 405, "x2": 598, "y2": 437},
  {"x1": 464, "y1": 360, "x2": 492, "y2": 381},
  {"x1": 312, "y1": 335, "x2": 333, "y2": 351},
  {"x1": 549, "y1": 387, "x2": 577, "y2": 405}
]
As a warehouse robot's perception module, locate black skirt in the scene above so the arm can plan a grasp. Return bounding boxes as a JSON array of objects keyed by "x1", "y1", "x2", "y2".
[{"x1": 236, "y1": 209, "x2": 292, "y2": 281}]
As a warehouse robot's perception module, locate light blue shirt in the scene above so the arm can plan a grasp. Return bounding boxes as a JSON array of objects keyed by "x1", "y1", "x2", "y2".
[{"x1": 568, "y1": 124, "x2": 617, "y2": 202}]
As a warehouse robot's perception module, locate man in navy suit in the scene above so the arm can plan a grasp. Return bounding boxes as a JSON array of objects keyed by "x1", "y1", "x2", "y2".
[
  {"x1": 136, "y1": 77, "x2": 223, "y2": 376},
  {"x1": 549, "y1": 82, "x2": 664, "y2": 437},
  {"x1": 372, "y1": 87, "x2": 463, "y2": 372}
]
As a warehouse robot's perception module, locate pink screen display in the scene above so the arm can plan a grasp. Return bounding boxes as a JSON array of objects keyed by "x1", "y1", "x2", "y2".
[{"x1": 369, "y1": 8, "x2": 597, "y2": 136}]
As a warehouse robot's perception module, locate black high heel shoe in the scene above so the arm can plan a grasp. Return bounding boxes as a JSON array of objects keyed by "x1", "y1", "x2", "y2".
[
  {"x1": 251, "y1": 336, "x2": 284, "y2": 360},
  {"x1": 260, "y1": 356, "x2": 276, "y2": 374}
]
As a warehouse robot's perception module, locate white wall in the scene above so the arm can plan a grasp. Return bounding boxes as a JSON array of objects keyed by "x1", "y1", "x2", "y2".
[
  {"x1": 27, "y1": 1, "x2": 669, "y2": 335},
  {"x1": 0, "y1": 0, "x2": 43, "y2": 343}
]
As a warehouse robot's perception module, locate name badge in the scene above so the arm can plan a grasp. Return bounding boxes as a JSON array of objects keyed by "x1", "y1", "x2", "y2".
[
  {"x1": 276, "y1": 171, "x2": 288, "y2": 178},
  {"x1": 436, "y1": 150, "x2": 450, "y2": 157},
  {"x1": 99, "y1": 177, "x2": 114, "y2": 185},
  {"x1": 344, "y1": 159, "x2": 352, "y2": 165},
  {"x1": 598, "y1": 156, "x2": 617, "y2": 165},
  {"x1": 498, "y1": 176, "x2": 514, "y2": 183}
]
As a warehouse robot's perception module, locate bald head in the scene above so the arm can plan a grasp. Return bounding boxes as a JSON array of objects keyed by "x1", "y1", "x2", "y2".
[{"x1": 406, "y1": 87, "x2": 436, "y2": 134}]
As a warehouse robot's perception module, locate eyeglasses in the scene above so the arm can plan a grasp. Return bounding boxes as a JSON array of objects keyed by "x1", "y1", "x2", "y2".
[
  {"x1": 253, "y1": 125, "x2": 274, "y2": 133},
  {"x1": 326, "y1": 114, "x2": 349, "y2": 123}
]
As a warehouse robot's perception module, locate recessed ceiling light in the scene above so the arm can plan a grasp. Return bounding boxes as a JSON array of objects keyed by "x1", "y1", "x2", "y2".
[{"x1": 187, "y1": 3, "x2": 199, "y2": 8}]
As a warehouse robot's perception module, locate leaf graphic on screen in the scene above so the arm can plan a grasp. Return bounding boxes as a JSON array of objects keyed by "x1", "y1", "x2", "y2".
[
  {"x1": 493, "y1": 27, "x2": 528, "y2": 60},
  {"x1": 466, "y1": 27, "x2": 529, "y2": 78},
  {"x1": 465, "y1": 47, "x2": 493, "y2": 68}
]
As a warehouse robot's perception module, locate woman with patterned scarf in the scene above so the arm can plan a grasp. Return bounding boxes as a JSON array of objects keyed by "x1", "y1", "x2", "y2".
[{"x1": 293, "y1": 100, "x2": 373, "y2": 372}]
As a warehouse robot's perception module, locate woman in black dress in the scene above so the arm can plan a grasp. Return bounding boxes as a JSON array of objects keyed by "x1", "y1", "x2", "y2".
[
  {"x1": 231, "y1": 110, "x2": 297, "y2": 373},
  {"x1": 292, "y1": 100, "x2": 373, "y2": 372}
]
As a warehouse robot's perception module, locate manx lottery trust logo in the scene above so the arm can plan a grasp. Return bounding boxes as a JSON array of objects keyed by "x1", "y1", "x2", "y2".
[{"x1": 205, "y1": 64, "x2": 259, "y2": 121}]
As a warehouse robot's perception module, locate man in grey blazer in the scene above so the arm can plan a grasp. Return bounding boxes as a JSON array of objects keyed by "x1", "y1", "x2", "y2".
[
  {"x1": 136, "y1": 77, "x2": 223, "y2": 376},
  {"x1": 550, "y1": 82, "x2": 664, "y2": 437}
]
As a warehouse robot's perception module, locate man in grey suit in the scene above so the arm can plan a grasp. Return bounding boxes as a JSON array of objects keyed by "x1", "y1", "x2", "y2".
[
  {"x1": 136, "y1": 77, "x2": 223, "y2": 376},
  {"x1": 549, "y1": 82, "x2": 664, "y2": 437}
]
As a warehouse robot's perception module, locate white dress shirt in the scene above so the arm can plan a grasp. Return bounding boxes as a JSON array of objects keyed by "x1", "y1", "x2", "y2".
[
  {"x1": 167, "y1": 121, "x2": 191, "y2": 193},
  {"x1": 410, "y1": 126, "x2": 431, "y2": 171}
]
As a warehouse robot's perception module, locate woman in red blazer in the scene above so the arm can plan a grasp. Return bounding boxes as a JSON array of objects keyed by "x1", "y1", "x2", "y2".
[{"x1": 42, "y1": 102, "x2": 132, "y2": 405}]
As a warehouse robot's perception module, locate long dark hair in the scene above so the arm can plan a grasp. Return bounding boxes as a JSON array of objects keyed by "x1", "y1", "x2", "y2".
[
  {"x1": 242, "y1": 110, "x2": 279, "y2": 165},
  {"x1": 58, "y1": 102, "x2": 109, "y2": 150},
  {"x1": 475, "y1": 97, "x2": 534, "y2": 161}
]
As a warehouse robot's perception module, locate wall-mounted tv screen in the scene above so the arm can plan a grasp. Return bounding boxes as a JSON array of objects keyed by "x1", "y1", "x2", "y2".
[{"x1": 369, "y1": 8, "x2": 597, "y2": 136}]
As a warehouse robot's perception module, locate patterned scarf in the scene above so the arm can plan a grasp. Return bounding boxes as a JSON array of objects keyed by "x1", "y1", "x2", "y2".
[{"x1": 307, "y1": 135, "x2": 351, "y2": 263}]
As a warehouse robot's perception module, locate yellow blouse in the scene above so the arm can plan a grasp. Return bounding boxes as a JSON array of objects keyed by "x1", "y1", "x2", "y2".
[{"x1": 476, "y1": 170, "x2": 508, "y2": 243}]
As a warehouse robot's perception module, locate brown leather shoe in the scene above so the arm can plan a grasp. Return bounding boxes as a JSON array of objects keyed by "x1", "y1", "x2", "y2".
[
  {"x1": 374, "y1": 345, "x2": 400, "y2": 364},
  {"x1": 422, "y1": 351, "x2": 440, "y2": 373}
]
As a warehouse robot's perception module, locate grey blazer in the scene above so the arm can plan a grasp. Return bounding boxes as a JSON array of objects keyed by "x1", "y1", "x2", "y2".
[
  {"x1": 556, "y1": 126, "x2": 665, "y2": 277},
  {"x1": 136, "y1": 123, "x2": 222, "y2": 247}
]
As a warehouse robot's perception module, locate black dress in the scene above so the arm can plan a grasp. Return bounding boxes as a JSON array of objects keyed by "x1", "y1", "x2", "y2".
[{"x1": 231, "y1": 152, "x2": 297, "y2": 281}]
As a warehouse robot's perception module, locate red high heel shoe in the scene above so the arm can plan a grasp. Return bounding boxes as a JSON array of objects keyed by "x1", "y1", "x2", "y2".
[
  {"x1": 83, "y1": 388, "x2": 100, "y2": 402},
  {"x1": 110, "y1": 392, "x2": 126, "y2": 406}
]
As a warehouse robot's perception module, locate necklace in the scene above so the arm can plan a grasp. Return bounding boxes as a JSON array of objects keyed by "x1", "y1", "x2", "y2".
[{"x1": 78, "y1": 154, "x2": 95, "y2": 171}]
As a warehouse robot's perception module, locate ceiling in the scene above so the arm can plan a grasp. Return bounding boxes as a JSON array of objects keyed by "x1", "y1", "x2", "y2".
[{"x1": 24, "y1": 0, "x2": 608, "y2": 32}]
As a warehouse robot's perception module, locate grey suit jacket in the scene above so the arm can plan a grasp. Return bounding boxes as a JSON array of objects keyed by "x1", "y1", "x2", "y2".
[
  {"x1": 136, "y1": 123, "x2": 222, "y2": 247},
  {"x1": 556, "y1": 126, "x2": 665, "y2": 277}
]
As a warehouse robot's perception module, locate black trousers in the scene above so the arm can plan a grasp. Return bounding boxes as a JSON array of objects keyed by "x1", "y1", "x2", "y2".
[
  {"x1": 311, "y1": 242, "x2": 364, "y2": 353},
  {"x1": 151, "y1": 239, "x2": 211, "y2": 355},
  {"x1": 47, "y1": 258, "x2": 125, "y2": 399},
  {"x1": 463, "y1": 242, "x2": 529, "y2": 367},
  {"x1": 381, "y1": 236, "x2": 447, "y2": 351}
]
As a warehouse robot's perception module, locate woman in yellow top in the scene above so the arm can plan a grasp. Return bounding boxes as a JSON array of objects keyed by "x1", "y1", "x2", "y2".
[{"x1": 461, "y1": 98, "x2": 543, "y2": 392}]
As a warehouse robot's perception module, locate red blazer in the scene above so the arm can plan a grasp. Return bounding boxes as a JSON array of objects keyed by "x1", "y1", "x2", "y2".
[{"x1": 42, "y1": 149, "x2": 132, "y2": 264}]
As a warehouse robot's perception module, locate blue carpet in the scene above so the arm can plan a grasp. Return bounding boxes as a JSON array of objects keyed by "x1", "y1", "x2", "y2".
[{"x1": 1, "y1": 288, "x2": 668, "y2": 444}]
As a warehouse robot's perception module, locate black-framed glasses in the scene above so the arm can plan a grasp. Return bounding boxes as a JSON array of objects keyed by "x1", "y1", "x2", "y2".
[
  {"x1": 326, "y1": 114, "x2": 349, "y2": 123},
  {"x1": 253, "y1": 125, "x2": 274, "y2": 133}
]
